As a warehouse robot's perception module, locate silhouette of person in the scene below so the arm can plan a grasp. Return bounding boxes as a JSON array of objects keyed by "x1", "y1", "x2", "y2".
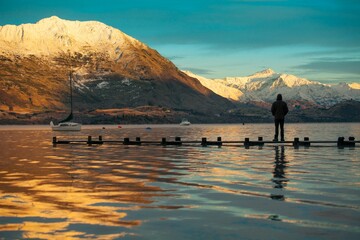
[{"x1": 271, "y1": 94, "x2": 289, "y2": 141}]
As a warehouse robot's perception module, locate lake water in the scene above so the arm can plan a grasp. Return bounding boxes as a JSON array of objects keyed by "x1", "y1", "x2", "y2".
[{"x1": 0, "y1": 123, "x2": 359, "y2": 239}]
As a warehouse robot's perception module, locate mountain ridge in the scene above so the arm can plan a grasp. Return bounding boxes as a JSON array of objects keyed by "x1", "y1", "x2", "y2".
[
  {"x1": 0, "y1": 16, "x2": 142, "y2": 58},
  {"x1": 0, "y1": 16, "x2": 232, "y2": 115},
  {"x1": 0, "y1": 17, "x2": 359, "y2": 123},
  {"x1": 184, "y1": 69, "x2": 360, "y2": 108}
]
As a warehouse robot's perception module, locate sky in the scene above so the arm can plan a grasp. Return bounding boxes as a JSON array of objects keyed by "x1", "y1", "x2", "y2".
[{"x1": 0, "y1": 0, "x2": 360, "y2": 84}]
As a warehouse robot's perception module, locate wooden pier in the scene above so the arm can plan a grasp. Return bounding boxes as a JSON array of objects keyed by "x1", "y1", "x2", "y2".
[{"x1": 52, "y1": 136, "x2": 358, "y2": 148}]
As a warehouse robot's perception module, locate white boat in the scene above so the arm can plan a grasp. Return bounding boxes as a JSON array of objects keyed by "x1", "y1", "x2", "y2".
[
  {"x1": 50, "y1": 121, "x2": 81, "y2": 131},
  {"x1": 50, "y1": 72, "x2": 81, "y2": 131},
  {"x1": 180, "y1": 118, "x2": 191, "y2": 126}
]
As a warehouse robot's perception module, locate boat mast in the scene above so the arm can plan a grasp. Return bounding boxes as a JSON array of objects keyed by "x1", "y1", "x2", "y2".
[{"x1": 69, "y1": 71, "x2": 73, "y2": 115}]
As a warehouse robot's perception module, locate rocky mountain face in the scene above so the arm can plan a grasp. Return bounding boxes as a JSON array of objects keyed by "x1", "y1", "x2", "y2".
[
  {"x1": 0, "y1": 16, "x2": 232, "y2": 117},
  {"x1": 186, "y1": 69, "x2": 360, "y2": 109}
]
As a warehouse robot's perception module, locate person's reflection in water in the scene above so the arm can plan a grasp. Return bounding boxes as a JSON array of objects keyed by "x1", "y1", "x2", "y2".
[
  {"x1": 271, "y1": 146, "x2": 288, "y2": 201},
  {"x1": 273, "y1": 146, "x2": 288, "y2": 188}
]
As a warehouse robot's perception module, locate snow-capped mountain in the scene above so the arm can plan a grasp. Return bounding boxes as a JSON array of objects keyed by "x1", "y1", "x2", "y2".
[
  {"x1": 185, "y1": 69, "x2": 360, "y2": 108},
  {"x1": 1, "y1": 16, "x2": 358, "y2": 123},
  {"x1": 0, "y1": 16, "x2": 142, "y2": 58},
  {"x1": 182, "y1": 70, "x2": 243, "y2": 101},
  {"x1": 0, "y1": 16, "x2": 231, "y2": 114}
]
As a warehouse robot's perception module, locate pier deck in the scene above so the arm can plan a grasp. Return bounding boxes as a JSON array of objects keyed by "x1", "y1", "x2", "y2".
[{"x1": 52, "y1": 136, "x2": 358, "y2": 148}]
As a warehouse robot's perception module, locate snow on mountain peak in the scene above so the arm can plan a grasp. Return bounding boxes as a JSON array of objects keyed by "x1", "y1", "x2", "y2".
[
  {"x1": 249, "y1": 68, "x2": 276, "y2": 79},
  {"x1": 271, "y1": 74, "x2": 316, "y2": 88},
  {"x1": 183, "y1": 70, "x2": 243, "y2": 101},
  {"x1": 37, "y1": 15, "x2": 62, "y2": 24},
  {"x1": 260, "y1": 68, "x2": 275, "y2": 75},
  {"x1": 191, "y1": 69, "x2": 360, "y2": 107},
  {"x1": 0, "y1": 16, "x2": 143, "y2": 58}
]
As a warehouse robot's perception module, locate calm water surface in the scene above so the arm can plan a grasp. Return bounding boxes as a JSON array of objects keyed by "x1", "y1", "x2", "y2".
[{"x1": 0, "y1": 123, "x2": 359, "y2": 239}]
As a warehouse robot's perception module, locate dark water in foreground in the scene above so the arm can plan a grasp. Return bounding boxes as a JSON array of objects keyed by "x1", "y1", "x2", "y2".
[{"x1": 0, "y1": 123, "x2": 359, "y2": 239}]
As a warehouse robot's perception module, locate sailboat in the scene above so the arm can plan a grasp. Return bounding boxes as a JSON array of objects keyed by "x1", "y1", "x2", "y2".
[
  {"x1": 180, "y1": 118, "x2": 191, "y2": 126},
  {"x1": 50, "y1": 72, "x2": 81, "y2": 131}
]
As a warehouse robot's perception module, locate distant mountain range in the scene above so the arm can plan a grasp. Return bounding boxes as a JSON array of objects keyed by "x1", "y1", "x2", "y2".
[
  {"x1": 184, "y1": 69, "x2": 360, "y2": 109},
  {"x1": 0, "y1": 16, "x2": 359, "y2": 124}
]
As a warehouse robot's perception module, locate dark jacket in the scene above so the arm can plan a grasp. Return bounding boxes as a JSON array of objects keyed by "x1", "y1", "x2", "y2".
[{"x1": 271, "y1": 100, "x2": 289, "y2": 120}]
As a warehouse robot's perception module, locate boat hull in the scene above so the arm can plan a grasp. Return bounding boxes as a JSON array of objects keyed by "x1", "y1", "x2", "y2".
[
  {"x1": 180, "y1": 119, "x2": 191, "y2": 126},
  {"x1": 50, "y1": 121, "x2": 81, "y2": 131}
]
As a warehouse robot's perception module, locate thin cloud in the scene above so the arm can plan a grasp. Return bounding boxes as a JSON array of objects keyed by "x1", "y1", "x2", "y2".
[
  {"x1": 182, "y1": 67, "x2": 215, "y2": 75},
  {"x1": 296, "y1": 59, "x2": 360, "y2": 75},
  {"x1": 289, "y1": 47, "x2": 360, "y2": 57}
]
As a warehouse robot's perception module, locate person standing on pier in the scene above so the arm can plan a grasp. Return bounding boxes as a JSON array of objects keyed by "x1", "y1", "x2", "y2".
[{"x1": 271, "y1": 94, "x2": 289, "y2": 142}]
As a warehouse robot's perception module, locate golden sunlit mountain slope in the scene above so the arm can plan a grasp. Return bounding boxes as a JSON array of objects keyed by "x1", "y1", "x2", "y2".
[{"x1": 0, "y1": 16, "x2": 232, "y2": 117}]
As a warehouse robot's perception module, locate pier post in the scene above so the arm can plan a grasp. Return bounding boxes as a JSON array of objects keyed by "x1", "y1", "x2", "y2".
[
  {"x1": 348, "y1": 137, "x2": 355, "y2": 147},
  {"x1": 162, "y1": 138, "x2": 167, "y2": 146},
  {"x1": 337, "y1": 137, "x2": 344, "y2": 147},
  {"x1": 304, "y1": 137, "x2": 310, "y2": 147},
  {"x1": 52, "y1": 136, "x2": 57, "y2": 144},
  {"x1": 201, "y1": 137, "x2": 207, "y2": 147},
  {"x1": 293, "y1": 137, "x2": 299, "y2": 148},
  {"x1": 217, "y1": 137, "x2": 222, "y2": 146},
  {"x1": 244, "y1": 138, "x2": 250, "y2": 148},
  {"x1": 87, "y1": 136, "x2": 92, "y2": 145},
  {"x1": 258, "y1": 136, "x2": 264, "y2": 146},
  {"x1": 123, "y1": 138, "x2": 130, "y2": 145},
  {"x1": 175, "y1": 137, "x2": 182, "y2": 145},
  {"x1": 136, "y1": 137, "x2": 141, "y2": 145}
]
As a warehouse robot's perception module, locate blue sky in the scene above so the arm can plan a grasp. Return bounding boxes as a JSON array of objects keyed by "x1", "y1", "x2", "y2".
[{"x1": 1, "y1": 0, "x2": 359, "y2": 83}]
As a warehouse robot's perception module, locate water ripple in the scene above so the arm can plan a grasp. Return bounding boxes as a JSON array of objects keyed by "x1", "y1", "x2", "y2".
[{"x1": 0, "y1": 124, "x2": 359, "y2": 239}]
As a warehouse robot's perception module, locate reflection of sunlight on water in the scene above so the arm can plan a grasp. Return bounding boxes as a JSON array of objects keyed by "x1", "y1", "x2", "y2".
[{"x1": 0, "y1": 123, "x2": 359, "y2": 239}]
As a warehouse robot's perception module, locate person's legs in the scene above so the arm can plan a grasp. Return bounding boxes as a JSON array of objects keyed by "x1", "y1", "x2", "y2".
[
  {"x1": 274, "y1": 119, "x2": 280, "y2": 141},
  {"x1": 280, "y1": 119, "x2": 285, "y2": 141}
]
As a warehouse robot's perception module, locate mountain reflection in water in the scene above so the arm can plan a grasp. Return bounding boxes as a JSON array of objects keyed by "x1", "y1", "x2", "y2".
[{"x1": 0, "y1": 123, "x2": 359, "y2": 239}]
